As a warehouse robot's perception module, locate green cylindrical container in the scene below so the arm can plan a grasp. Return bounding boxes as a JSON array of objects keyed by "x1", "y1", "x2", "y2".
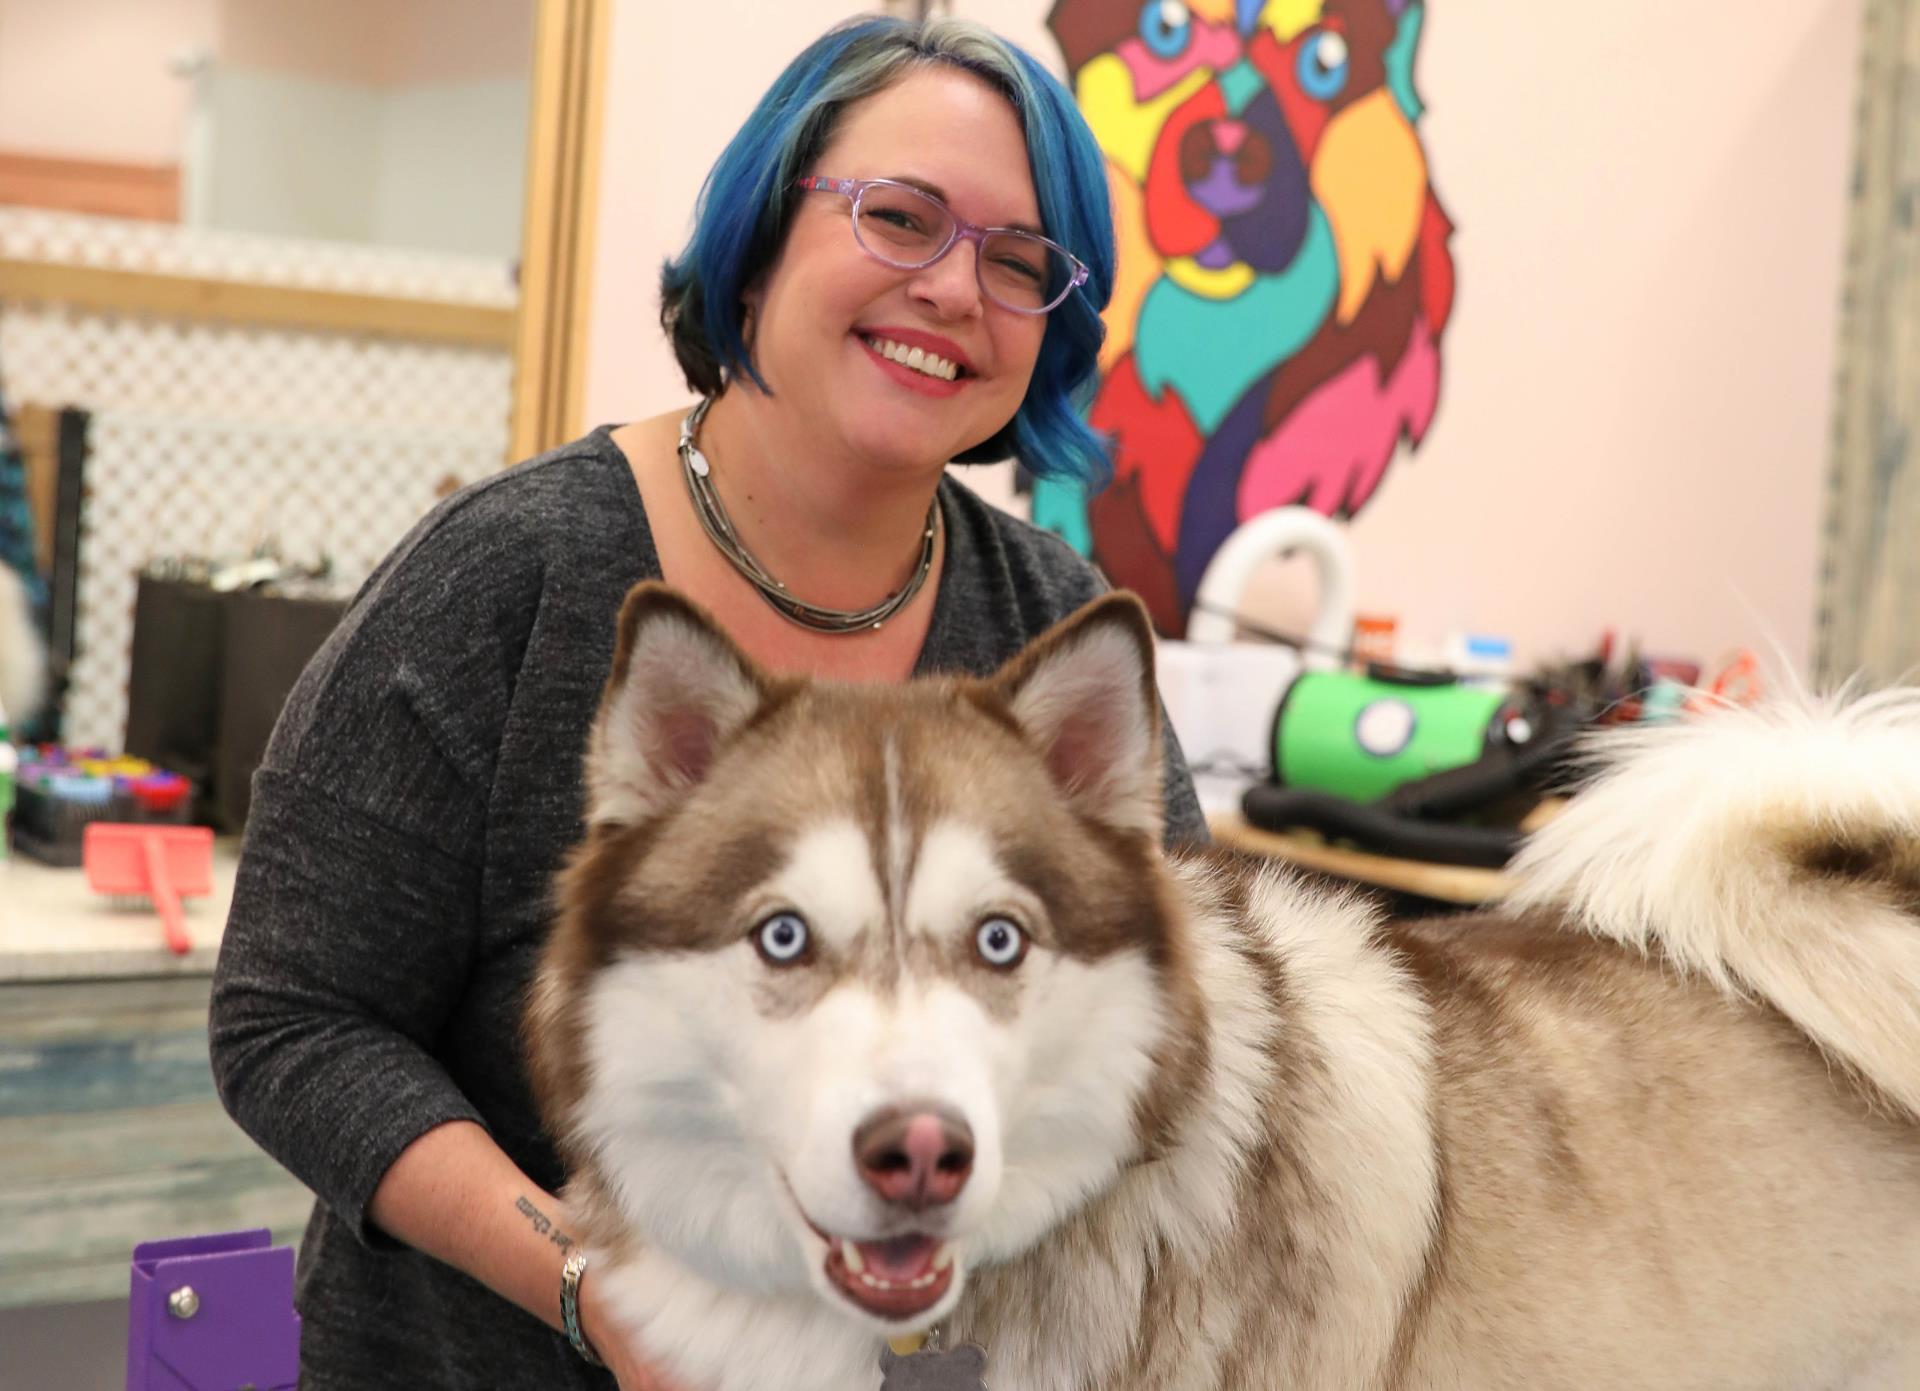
[{"x1": 1272, "y1": 671, "x2": 1511, "y2": 804}]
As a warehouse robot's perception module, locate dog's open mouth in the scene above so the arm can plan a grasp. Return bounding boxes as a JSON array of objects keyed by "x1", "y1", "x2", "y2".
[{"x1": 821, "y1": 1232, "x2": 957, "y2": 1320}]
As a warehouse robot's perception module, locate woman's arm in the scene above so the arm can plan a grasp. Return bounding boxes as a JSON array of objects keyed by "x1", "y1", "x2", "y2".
[{"x1": 367, "y1": 1119, "x2": 688, "y2": 1390}]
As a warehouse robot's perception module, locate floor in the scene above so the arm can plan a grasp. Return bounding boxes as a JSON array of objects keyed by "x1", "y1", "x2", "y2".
[{"x1": 0, "y1": 1298, "x2": 132, "y2": 1389}]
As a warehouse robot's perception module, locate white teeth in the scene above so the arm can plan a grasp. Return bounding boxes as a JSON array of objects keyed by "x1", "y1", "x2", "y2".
[
  {"x1": 839, "y1": 1240, "x2": 955, "y2": 1293},
  {"x1": 866, "y1": 335, "x2": 960, "y2": 382},
  {"x1": 855, "y1": 1271, "x2": 941, "y2": 1291}
]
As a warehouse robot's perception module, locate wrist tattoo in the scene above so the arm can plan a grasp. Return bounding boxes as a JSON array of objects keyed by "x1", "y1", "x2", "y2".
[{"x1": 515, "y1": 1194, "x2": 576, "y2": 1252}]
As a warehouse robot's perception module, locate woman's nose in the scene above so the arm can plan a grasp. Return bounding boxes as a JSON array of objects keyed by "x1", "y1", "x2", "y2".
[{"x1": 907, "y1": 238, "x2": 985, "y2": 319}]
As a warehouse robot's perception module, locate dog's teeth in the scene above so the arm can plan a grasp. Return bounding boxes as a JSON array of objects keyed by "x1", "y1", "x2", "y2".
[
  {"x1": 841, "y1": 1240, "x2": 865, "y2": 1274},
  {"x1": 932, "y1": 1242, "x2": 954, "y2": 1272}
]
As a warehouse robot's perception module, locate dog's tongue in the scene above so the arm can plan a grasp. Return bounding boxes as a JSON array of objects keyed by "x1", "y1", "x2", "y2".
[{"x1": 856, "y1": 1234, "x2": 939, "y2": 1282}]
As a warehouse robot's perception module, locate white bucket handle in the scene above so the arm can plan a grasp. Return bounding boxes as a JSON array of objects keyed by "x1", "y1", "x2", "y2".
[{"x1": 1183, "y1": 506, "x2": 1354, "y2": 670}]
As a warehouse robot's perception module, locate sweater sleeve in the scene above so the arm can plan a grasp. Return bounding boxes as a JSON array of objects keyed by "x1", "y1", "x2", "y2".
[{"x1": 208, "y1": 497, "x2": 525, "y2": 1249}]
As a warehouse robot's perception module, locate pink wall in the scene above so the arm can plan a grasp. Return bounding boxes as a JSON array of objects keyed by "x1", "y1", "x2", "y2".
[
  {"x1": 377, "y1": 0, "x2": 533, "y2": 86},
  {"x1": 223, "y1": 0, "x2": 532, "y2": 87},
  {"x1": 582, "y1": 1, "x2": 868, "y2": 431},
  {"x1": 219, "y1": 0, "x2": 390, "y2": 87},
  {"x1": 0, "y1": 0, "x2": 530, "y2": 168},
  {"x1": 0, "y1": 0, "x2": 217, "y2": 164},
  {"x1": 1335, "y1": 1, "x2": 1860, "y2": 673},
  {"x1": 581, "y1": 1, "x2": 1861, "y2": 673}
]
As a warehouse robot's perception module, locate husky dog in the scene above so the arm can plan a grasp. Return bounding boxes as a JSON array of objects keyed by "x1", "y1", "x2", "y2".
[
  {"x1": 527, "y1": 583, "x2": 1920, "y2": 1391},
  {"x1": 0, "y1": 561, "x2": 44, "y2": 728}
]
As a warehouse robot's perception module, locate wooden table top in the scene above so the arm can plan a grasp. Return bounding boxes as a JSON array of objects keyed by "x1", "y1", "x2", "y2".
[{"x1": 1207, "y1": 799, "x2": 1564, "y2": 907}]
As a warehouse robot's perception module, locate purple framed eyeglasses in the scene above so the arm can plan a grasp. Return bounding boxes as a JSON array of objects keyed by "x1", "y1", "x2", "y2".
[{"x1": 793, "y1": 176, "x2": 1090, "y2": 315}]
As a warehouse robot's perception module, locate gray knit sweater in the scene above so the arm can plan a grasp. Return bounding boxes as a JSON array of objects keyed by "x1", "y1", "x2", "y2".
[{"x1": 209, "y1": 427, "x2": 1205, "y2": 1389}]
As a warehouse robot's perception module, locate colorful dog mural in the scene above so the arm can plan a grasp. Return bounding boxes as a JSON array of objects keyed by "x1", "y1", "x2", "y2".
[{"x1": 1038, "y1": 0, "x2": 1455, "y2": 635}]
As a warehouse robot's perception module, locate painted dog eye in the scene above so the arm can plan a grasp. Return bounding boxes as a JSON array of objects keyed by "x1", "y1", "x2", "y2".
[
  {"x1": 1138, "y1": 0, "x2": 1193, "y2": 61},
  {"x1": 754, "y1": 912, "x2": 810, "y2": 965},
  {"x1": 1297, "y1": 28, "x2": 1350, "y2": 101},
  {"x1": 975, "y1": 917, "x2": 1028, "y2": 970}
]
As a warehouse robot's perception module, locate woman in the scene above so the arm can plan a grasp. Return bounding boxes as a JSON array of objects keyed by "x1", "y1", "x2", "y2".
[{"x1": 209, "y1": 15, "x2": 1205, "y2": 1389}]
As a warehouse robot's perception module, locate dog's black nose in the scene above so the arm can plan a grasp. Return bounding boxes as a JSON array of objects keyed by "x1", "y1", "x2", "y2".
[{"x1": 853, "y1": 1102, "x2": 974, "y2": 1209}]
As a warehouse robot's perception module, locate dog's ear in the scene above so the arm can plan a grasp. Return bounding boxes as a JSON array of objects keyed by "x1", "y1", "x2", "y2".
[
  {"x1": 586, "y1": 582, "x2": 768, "y2": 827},
  {"x1": 987, "y1": 591, "x2": 1163, "y2": 840},
  {"x1": 1046, "y1": 0, "x2": 1137, "y2": 79}
]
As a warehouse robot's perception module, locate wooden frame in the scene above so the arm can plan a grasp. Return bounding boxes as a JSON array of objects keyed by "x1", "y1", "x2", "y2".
[
  {"x1": 0, "y1": 150, "x2": 179, "y2": 223},
  {"x1": 509, "y1": 0, "x2": 611, "y2": 461},
  {"x1": 0, "y1": 261, "x2": 514, "y2": 349}
]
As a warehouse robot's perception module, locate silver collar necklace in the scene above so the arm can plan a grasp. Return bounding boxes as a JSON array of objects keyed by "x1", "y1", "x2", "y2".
[{"x1": 677, "y1": 397, "x2": 940, "y2": 635}]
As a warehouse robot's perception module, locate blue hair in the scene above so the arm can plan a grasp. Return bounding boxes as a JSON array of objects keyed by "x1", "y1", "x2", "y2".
[{"x1": 658, "y1": 16, "x2": 1116, "y2": 486}]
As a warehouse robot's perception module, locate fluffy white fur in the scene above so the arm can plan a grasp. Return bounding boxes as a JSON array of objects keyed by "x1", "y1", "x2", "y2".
[
  {"x1": 1507, "y1": 688, "x2": 1920, "y2": 1120},
  {"x1": 0, "y1": 562, "x2": 44, "y2": 727},
  {"x1": 958, "y1": 863, "x2": 1438, "y2": 1391}
]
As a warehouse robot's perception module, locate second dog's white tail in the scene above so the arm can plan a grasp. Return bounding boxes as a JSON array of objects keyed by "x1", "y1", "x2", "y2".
[{"x1": 1508, "y1": 690, "x2": 1920, "y2": 1120}]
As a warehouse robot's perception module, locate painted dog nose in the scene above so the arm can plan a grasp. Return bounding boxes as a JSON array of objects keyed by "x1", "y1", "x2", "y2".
[
  {"x1": 853, "y1": 1102, "x2": 975, "y2": 1209},
  {"x1": 1211, "y1": 119, "x2": 1249, "y2": 155}
]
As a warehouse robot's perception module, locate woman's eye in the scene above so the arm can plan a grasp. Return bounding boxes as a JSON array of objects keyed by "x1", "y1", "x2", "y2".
[
  {"x1": 993, "y1": 254, "x2": 1045, "y2": 284},
  {"x1": 975, "y1": 916, "x2": 1028, "y2": 969},
  {"x1": 754, "y1": 912, "x2": 810, "y2": 965}
]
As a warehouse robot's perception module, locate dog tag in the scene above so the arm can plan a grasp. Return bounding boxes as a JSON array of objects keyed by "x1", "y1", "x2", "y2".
[{"x1": 879, "y1": 1341, "x2": 988, "y2": 1390}]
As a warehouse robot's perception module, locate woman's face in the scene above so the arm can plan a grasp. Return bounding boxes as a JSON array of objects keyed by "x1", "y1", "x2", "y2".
[{"x1": 743, "y1": 66, "x2": 1052, "y2": 474}]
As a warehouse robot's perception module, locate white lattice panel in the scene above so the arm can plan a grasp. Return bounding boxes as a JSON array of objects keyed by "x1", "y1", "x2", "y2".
[
  {"x1": 0, "y1": 208, "x2": 517, "y2": 306},
  {"x1": 65, "y1": 414, "x2": 501, "y2": 749},
  {"x1": 0, "y1": 208, "x2": 519, "y2": 749},
  {"x1": 0, "y1": 307, "x2": 513, "y2": 435}
]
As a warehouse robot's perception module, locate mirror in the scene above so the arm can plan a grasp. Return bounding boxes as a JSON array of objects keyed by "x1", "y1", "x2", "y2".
[
  {"x1": 0, "y1": 0, "x2": 533, "y2": 258},
  {"x1": 0, "y1": 0, "x2": 605, "y2": 748}
]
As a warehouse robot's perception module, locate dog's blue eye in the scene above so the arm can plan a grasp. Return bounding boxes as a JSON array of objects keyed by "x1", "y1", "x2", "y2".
[
  {"x1": 1296, "y1": 28, "x2": 1350, "y2": 101},
  {"x1": 975, "y1": 917, "x2": 1027, "y2": 969},
  {"x1": 755, "y1": 912, "x2": 810, "y2": 965},
  {"x1": 1137, "y1": 0, "x2": 1193, "y2": 61}
]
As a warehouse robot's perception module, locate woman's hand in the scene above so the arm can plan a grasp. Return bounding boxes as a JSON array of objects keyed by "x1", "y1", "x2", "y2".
[{"x1": 578, "y1": 1265, "x2": 695, "y2": 1391}]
